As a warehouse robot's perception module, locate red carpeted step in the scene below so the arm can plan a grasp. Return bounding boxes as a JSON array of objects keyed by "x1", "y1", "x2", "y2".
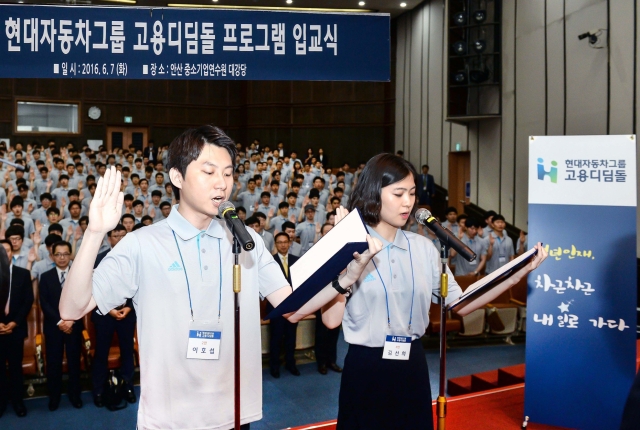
[
  {"x1": 447, "y1": 375, "x2": 473, "y2": 396},
  {"x1": 498, "y1": 364, "x2": 526, "y2": 387},
  {"x1": 471, "y1": 370, "x2": 499, "y2": 392}
]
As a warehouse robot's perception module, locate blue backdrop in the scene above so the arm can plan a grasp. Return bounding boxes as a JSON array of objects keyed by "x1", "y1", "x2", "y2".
[
  {"x1": 0, "y1": 5, "x2": 389, "y2": 81},
  {"x1": 526, "y1": 203, "x2": 637, "y2": 429}
]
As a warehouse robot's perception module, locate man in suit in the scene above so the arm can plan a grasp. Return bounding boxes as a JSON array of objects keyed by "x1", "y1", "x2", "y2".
[
  {"x1": 266, "y1": 232, "x2": 300, "y2": 378},
  {"x1": 143, "y1": 140, "x2": 158, "y2": 163},
  {"x1": 0, "y1": 241, "x2": 33, "y2": 418},
  {"x1": 417, "y1": 164, "x2": 436, "y2": 207},
  {"x1": 91, "y1": 224, "x2": 137, "y2": 407},
  {"x1": 39, "y1": 241, "x2": 84, "y2": 411}
]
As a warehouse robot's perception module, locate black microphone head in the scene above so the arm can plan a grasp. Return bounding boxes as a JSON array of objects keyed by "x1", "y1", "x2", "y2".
[
  {"x1": 218, "y1": 200, "x2": 236, "y2": 217},
  {"x1": 415, "y1": 208, "x2": 431, "y2": 224}
]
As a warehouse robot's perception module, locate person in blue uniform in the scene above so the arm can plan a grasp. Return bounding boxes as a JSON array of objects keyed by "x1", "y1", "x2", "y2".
[{"x1": 320, "y1": 154, "x2": 548, "y2": 430}]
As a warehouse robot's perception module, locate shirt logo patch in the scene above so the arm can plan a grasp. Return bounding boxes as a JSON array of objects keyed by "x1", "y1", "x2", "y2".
[
  {"x1": 168, "y1": 261, "x2": 183, "y2": 272},
  {"x1": 363, "y1": 273, "x2": 376, "y2": 283}
]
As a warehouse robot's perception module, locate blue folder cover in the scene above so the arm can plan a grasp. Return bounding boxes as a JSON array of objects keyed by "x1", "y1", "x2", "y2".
[{"x1": 265, "y1": 241, "x2": 369, "y2": 320}]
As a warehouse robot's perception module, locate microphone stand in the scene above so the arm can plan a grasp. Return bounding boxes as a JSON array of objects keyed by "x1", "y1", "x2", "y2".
[
  {"x1": 232, "y1": 232, "x2": 242, "y2": 430},
  {"x1": 437, "y1": 243, "x2": 449, "y2": 430}
]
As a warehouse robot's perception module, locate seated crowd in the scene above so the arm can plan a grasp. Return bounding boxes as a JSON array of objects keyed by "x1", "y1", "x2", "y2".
[{"x1": 0, "y1": 138, "x2": 526, "y2": 419}]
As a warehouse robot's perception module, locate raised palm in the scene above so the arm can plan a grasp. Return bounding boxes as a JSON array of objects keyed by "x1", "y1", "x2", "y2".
[{"x1": 88, "y1": 166, "x2": 124, "y2": 234}]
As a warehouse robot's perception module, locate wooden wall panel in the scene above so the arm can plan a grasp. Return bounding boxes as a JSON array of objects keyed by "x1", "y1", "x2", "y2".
[
  {"x1": 546, "y1": 0, "x2": 565, "y2": 136},
  {"x1": 427, "y1": 0, "x2": 444, "y2": 184},
  {"x1": 499, "y1": 0, "x2": 516, "y2": 222}
]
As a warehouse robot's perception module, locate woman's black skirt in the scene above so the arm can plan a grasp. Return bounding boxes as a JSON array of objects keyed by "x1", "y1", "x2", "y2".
[{"x1": 337, "y1": 340, "x2": 434, "y2": 430}]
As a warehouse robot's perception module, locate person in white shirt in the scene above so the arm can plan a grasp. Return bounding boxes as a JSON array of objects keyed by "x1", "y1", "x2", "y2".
[{"x1": 59, "y1": 126, "x2": 381, "y2": 430}]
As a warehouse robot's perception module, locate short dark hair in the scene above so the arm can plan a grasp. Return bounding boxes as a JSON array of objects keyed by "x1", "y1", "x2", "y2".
[
  {"x1": 67, "y1": 189, "x2": 80, "y2": 198},
  {"x1": 48, "y1": 223, "x2": 63, "y2": 234},
  {"x1": 485, "y1": 210, "x2": 497, "y2": 220},
  {"x1": 107, "y1": 224, "x2": 127, "y2": 237},
  {"x1": 9, "y1": 218, "x2": 24, "y2": 227},
  {"x1": 260, "y1": 191, "x2": 270, "y2": 198},
  {"x1": 5, "y1": 225, "x2": 24, "y2": 239},
  {"x1": 492, "y1": 214, "x2": 506, "y2": 223},
  {"x1": 278, "y1": 201, "x2": 288, "y2": 209},
  {"x1": 132, "y1": 200, "x2": 143, "y2": 207},
  {"x1": 465, "y1": 217, "x2": 481, "y2": 229},
  {"x1": 151, "y1": 190, "x2": 162, "y2": 198},
  {"x1": 9, "y1": 196, "x2": 24, "y2": 209},
  {"x1": 348, "y1": 154, "x2": 418, "y2": 226},
  {"x1": 167, "y1": 125, "x2": 237, "y2": 200},
  {"x1": 457, "y1": 214, "x2": 468, "y2": 223},
  {"x1": 245, "y1": 216, "x2": 259, "y2": 226},
  {"x1": 309, "y1": 189, "x2": 320, "y2": 199},
  {"x1": 159, "y1": 201, "x2": 171, "y2": 209},
  {"x1": 236, "y1": 206, "x2": 246, "y2": 214},
  {"x1": 44, "y1": 234, "x2": 61, "y2": 247},
  {"x1": 274, "y1": 232, "x2": 289, "y2": 242},
  {"x1": 40, "y1": 192, "x2": 53, "y2": 202},
  {"x1": 52, "y1": 241, "x2": 72, "y2": 254},
  {"x1": 68, "y1": 201, "x2": 82, "y2": 210},
  {"x1": 121, "y1": 214, "x2": 135, "y2": 223},
  {"x1": 446, "y1": 206, "x2": 458, "y2": 215},
  {"x1": 254, "y1": 211, "x2": 266, "y2": 220},
  {"x1": 281, "y1": 221, "x2": 296, "y2": 231}
]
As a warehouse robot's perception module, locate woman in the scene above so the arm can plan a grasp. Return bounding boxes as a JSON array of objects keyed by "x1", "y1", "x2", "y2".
[
  {"x1": 304, "y1": 147, "x2": 315, "y2": 165},
  {"x1": 322, "y1": 154, "x2": 547, "y2": 429}
]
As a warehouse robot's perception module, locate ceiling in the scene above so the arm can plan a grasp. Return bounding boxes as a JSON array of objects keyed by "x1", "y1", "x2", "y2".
[{"x1": 3, "y1": 0, "x2": 423, "y2": 18}]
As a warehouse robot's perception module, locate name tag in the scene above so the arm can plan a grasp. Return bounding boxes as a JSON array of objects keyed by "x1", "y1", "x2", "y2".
[
  {"x1": 382, "y1": 335, "x2": 411, "y2": 360},
  {"x1": 469, "y1": 259, "x2": 477, "y2": 265},
  {"x1": 187, "y1": 322, "x2": 222, "y2": 360},
  {"x1": 499, "y1": 255, "x2": 506, "y2": 264}
]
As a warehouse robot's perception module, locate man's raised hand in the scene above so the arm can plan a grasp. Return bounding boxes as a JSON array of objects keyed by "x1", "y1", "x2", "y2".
[{"x1": 88, "y1": 166, "x2": 123, "y2": 235}]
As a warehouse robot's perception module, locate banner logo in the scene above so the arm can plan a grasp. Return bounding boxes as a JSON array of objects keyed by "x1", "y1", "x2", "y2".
[{"x1": 537, "y1": 158, "x2": 558, "y2": 183}]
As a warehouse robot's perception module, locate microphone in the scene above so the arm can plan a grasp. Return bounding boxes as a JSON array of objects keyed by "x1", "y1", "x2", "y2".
[
  {"x1": 218, "y1": 201, "x2": 255, "y2": 251},
  {"x1": 415, "y1": 208, "x2": 477, "y2": 262}
]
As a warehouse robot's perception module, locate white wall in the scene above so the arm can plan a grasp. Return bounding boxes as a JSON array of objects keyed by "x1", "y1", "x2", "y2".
[{"x1": 395, "y1": 0, "x2": 639, "y2": 252}]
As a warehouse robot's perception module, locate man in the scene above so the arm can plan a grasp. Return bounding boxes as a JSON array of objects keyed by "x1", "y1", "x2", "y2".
[
  {"x1": 485, "y1": 214, "x2": 514, "y2": 274},
  {"x1": 5, "y1": 197, "x2": 35, "y2": 239},
  {"x1": 441, "y1": 207, "x2": 460, "y2": 236},
  {"x1": 0, "y1": 241, "x2": 33, "y2": 418},
  {"x1": 450, "y1": 218, "x2": 488, "y2": 276},
  {"x1": 266, "y1": 232, "x2": 300, "y2": 378},
  {"x1": 59, "y1": 201, "x2": 83, "y2": 243},
  {"x1": 39, "y1": 241, "x2": 84, "y2": 410},
  {"x1": 159, "y1": 201, "x2": 172, "y2": 221},
  {"x1": 120, "y1": 214, "x2": 136, "y2": 233},
  {"x1": 417, "y1": 164, "x2": 435, "y2": 206},
  {"x1": 281, "y1": 221, "x2": 301, "y2": 257},
  {"x1": 51, "y1": 174, "x2": 71, "y2": 208},
  {"x1": 60, "y1": 126, "x2": 380, "y2": 430},
  {"x1": 479, "y1": 210, "x2": 497, "y2": 238},
  {"x1": 233, "y1": 177, "x2": 260, "y2": 216},
  {"x1": 143, "y1": 141, "x2": 158, "y2": 163},
  {"x1": 311, "y1": 177, "x2": 329, "y2": 207},
  {"x1": 296, "y1": 204, "x2": 319, "y2": 255},
  {"x1": 246, "y1": 213, "x2": 275, "y2": 253},
  {"x1": 4, "y1": 226, "x2": 32, "y2": 269},
  {"x1": 314, "y1": 223, "x2": 342, "y2": 376},
  {"x1": 270, "y1": 202, "x2": 290, "y2": 234},
  {"x1": 92, "y1": 224, "x2": 136, "y2": 407},
  {"x1": 31, "y1": 234, "x2": 59, "y2": 284},
  {"x1": 30, "y1": 193, "x2": 54, "y2": 225}
]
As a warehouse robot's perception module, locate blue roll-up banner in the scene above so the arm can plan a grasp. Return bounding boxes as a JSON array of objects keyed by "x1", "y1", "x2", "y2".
[
  {"x1": 0, "y1": 5, "x2": 389, "y2": 81},
  {"x1": 526, "y1": 135, "x2": 637, "y2": 429}
]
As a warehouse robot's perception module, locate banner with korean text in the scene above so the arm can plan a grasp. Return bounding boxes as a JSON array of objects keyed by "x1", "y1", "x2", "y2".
[
  {"x1": 0, "y1": 5, "x2": 389, "y2": 81},
  {"x1": 526, "y1": 135, "x2": 637, "y2": 429}
]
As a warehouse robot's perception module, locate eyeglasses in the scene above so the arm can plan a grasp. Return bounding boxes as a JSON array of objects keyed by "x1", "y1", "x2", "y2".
[{"x1": 53, "y1": 253, "x2": 71, "y2": 258}]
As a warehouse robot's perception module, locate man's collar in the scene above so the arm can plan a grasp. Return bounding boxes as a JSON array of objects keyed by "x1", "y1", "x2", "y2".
[
  {"x1": 368, "y1": 227, "x2": 409, "y2": 251},
  {"x1": 167, "y1": 205, "x2": 225, "y2": 240}
]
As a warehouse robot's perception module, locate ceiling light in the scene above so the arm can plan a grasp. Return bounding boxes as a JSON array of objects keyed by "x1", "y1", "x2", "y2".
[
  {"x1": 400, "y1": 2, "x2": 407, "y2": 7},
  {"x1": 286, "y1": 0, "x2": 293, "y2": 4},
  {"x1": 359, "y1": 1, "x2": 365, "y2": 5},
  {"x1": 212, "y1": 0, "x2": 218, "y2": 2}
]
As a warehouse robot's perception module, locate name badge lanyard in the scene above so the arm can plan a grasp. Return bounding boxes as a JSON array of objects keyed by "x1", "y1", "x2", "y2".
[
  {"x1": 371, "y1": 231, "x2": 416, "y2": 331},
  {"x1": 172, "y1": 230, "x2": 222, "y2": 323}
]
